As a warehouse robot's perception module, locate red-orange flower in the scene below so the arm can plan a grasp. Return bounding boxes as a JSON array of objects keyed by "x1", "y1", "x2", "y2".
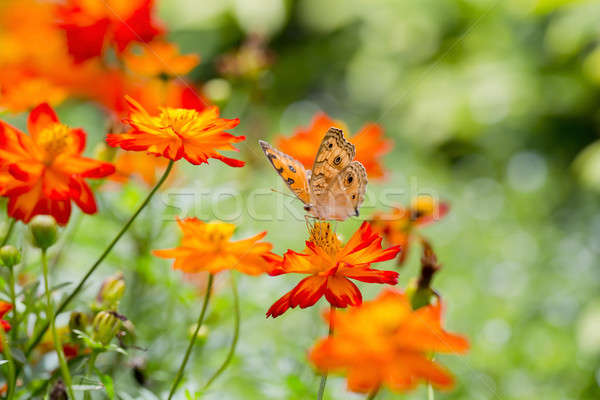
[
  {"x1": 0, "y1": 104, "x2": 115, "y2": 225},
  {"x1": 123, "y1": 41, "x2": 200, "y2": 77},
  {"x1": 275, "y1": 113, "x2": 392, "y2": 180},
  {"x1": 0, "y1": 301, "x2": 12, "y2": 333},
  {"x1": 266, "y1": 222, "x2": 401, "y2": 318},
  {"x1": 56, "y1": 0, "x2": 164, "y2": 63},
  {"x1": 153, "y1": 218, "x2": 275, "y2": 276},
  {"x1": 309, "y1": 290, "x2": 469, "y2": 394},
  {"x1": 370, "y1": 195, "x2": 449, "y2": 265},
  {"x1": 106, "y1": 96, "x2": 244, "y2": 167}
]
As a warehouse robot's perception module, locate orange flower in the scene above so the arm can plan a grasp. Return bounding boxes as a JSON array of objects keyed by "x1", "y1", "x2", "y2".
[
  {"x1": 110, "y1": 150, "x2": 175, "y2": 187},
  {"x1": 123, "y1": 41, "x2": 200, "y2": 77},
  {"x1": 275, "y1": 113, "x2": 392, "y2": 180},
  {"x1": 0, "y1": 104, "x2": 115, "y2": 225},
  {"x1": 370, "y1": 195, "x2": 449, "y2": 265},
  {"x1": 0, "y1": 301, "x2": 12, "y2": 333},
  {"x1": 153, "y1": 218, "x2": 275, "y2": 275},
  {"x1": 106, "y1": 96, "x2": 244, "y2": 167},
  {"x1": 266, "y1": 222, "x2": 401, "y2": 318},
  {"x1": 309, "y1": 290, "x2": 469, "y2": 394},
  {"x1": 56, "y1": 0, "x2": 164, "y2": 63}
]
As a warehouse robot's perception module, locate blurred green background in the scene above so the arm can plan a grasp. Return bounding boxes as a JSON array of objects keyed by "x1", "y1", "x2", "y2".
[{"x1": 6, "y1": 0, "x2": 600, "y2": 398}]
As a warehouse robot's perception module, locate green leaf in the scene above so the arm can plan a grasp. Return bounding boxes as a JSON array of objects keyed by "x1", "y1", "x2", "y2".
[
  {"x1": 95, "y1": 368, "x2": 115, "y2": 400},
  {"x1": 0, "y1": 359, "x2": 7, "y2": 366}
]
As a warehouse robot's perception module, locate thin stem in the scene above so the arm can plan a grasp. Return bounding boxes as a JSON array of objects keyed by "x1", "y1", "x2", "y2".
[
  {"x1": 42, "y1": 250, "x2": 75, "y2": 399},
  {"x1": 366, "y1": 387, "x2": 380, "y2": 400},
  {"x1": 168, "y1": 273, "x2": 214, "y2": 400},
  {"x1": 0, "y1": 325, "x2": 15, "y2": 399},
  {"x1": 427, "y1": 383, "x2": 434, "y2": 400},
  {"x1": 317, "y1": 305, "x2": 335, "y2": 400},
  {"x1": 203, "y1": 272, "x2": 239, "y2": 390},
  {"x1": 84, "y1": 352, "x2": 99, "y2": 400},
  {"x1": 8, "y1": 269, "x2": 17, "y2": 342},
  {"x1": 1, "y1": 218, "x2": 15, "y2": 246},
  {"x1": 24, "y1": 160, "x2": 174, "y2": 359}
]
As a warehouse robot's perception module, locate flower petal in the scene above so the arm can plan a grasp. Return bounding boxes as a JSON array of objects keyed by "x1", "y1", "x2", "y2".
[{"x1": 325, "y1": 275, "x2": 362, "y2": 308}]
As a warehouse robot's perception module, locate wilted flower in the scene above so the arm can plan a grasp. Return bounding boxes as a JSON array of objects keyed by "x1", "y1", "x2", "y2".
[
  {"x1": 370, "y1": 195, "x2": 449, "y2": 264},
  {"x1": 266, "y1": 222, "x2": 401, "y2": 318},
  {"x1": 153, "y1": 218, "x2": 276, "y2": 275},
  {"x1": 106, "y1": 96, "x2": 244, "y2": 167},
  {"x1": 275, "y1": 113, "x2": 393, "y2": 180},
  {"x1": 0, "y1": 104, "x2": 115, "y2": 225},
  {"x1": 309, "y1": 290, "x2": 469, "y2": 394}
]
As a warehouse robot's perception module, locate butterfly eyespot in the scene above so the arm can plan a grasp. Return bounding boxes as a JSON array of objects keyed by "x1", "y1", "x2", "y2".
[
  {"x1": 328, "y1": 143, "x2": 333, "y2": 149},
  {"x1": 287, "y1": 177, "x2": 295, "y2": 185},
  {"x1": 333, "y1": 156, "x2": 342, "y2": 165},
  {"x1": 347, "y1": 176, "x2": 353, "y2": 183},
  {"x1": 289, "y1": 164, "x2": 296, "y2": 173}
]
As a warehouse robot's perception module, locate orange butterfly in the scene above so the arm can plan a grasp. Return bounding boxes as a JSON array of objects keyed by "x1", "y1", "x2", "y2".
[{"x1": 260, "y1": 127, "x2": 367, "y2": 221}]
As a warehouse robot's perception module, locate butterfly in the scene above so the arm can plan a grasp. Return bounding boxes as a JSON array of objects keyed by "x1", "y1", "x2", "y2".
[{"x1": 259, "y1": 127, "x2": 367, "y2": 221}]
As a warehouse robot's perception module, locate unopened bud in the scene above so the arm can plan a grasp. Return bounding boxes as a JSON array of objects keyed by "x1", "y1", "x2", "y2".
[
  {"x1": 29, "y1": 215, "x2": 58, "y2": 250},
  {"x1": 0, "y1": 245, "x2": 20, "y2": 268},
  {"x1": 92, "y1": 311, "x2": 121, "y2": 345},
  {"x1": 97, "y1": 272, "x2": 126, "y2": 310},
  {"x1": 68, "y1": 312, "x2": 88, "y2": 342}
]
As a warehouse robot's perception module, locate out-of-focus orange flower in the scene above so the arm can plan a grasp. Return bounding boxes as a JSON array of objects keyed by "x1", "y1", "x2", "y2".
[
  {"x1": 106, "y1": 96, "x2": 244, "y2": 167},
  {"x1": 123, "y1": 41, "x2": 200, "y2": 77},
  {"x1": 370, "y1": 195, "x2": 449, "y2": 265},
  {"x1": 110, "y1": 150, "x2": 175, "y2": 187},
  {"x1": 266, "y1": 222, "x2": 401, "y2": 318},
  {"x1": 0, "y1": 301, "x2": 12, "y2": 333},
  {"x1": 0, "y1": 104, "x2": 115, "y2": 225},
  {"x1": 153, "y1": 218, "x2": 275, "y2": 275},
  {"x1": 56, "y1": 0, "x2": 164, "y2": 63},
  {"x1": 0, "y1": 74, "x2": 67, "y2": 113},
  {"x1": 309, "y1": 290, "x2": 469, "y2": 394},
  {"x1": 38, "y1": 325, "x2": 79, "y2": 360},
  {"x1": 275, "y1": 113, "x2": 393, "y2": 180}
]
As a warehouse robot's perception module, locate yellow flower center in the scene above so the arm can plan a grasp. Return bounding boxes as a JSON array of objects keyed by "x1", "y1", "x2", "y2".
[
  {"x1": 37, "y1": 123, "x2": 72, "y2": 163},
  {"x1": 201, "y1": 221, "x2": 235, "y2": 251},
  {"x1": 159, "y1": 108, "x2": 200, "y2": 137},
  {"x1": 309, "y1": 222, "x2": 341, "y2": 256}
]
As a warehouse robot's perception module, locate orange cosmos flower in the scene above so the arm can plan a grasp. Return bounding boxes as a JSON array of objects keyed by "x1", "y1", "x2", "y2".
[
  {"x1": 106, "y1": 96, "x2": 244, "y2": 167},
  {"x1": 110, "y1": 150, "x2": 175, "y2": 187},
  {"x1": 153, "y1": 218, "x2": 275, "y2": 275},
  {"x1": 123, "y1": 41, "x2": 200, "y2": 77},
  {"x1": 275, "y1": 113, "x2": 392, "y2": 180},
  {"x1": 0, "y1": 301, "x2": 11, "y2": 333},
  {"x1": 266, "y1": 222, "x2": 401, "y2": 318},
  {"x1": 56, "y1": 0, "x2": 163, "y2": 63},
  {"x1": 309, "y1": 290, "x2": 469, "y2": 394},
  {"x1": 0, "y1": 104, "x2": 115, "y2": 225},
  {"x1": 370, "y1": 195, "x2": 449, "y2": 265}
]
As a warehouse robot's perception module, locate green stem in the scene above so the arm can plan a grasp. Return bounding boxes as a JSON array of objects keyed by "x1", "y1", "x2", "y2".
[
  {"x1": 42, "y1": 250, "x2": 75, "y2": 399},
  {"x1": 317, "y1": 306, "x2": 335, "y2": 400},
  {"x1": 24, "y1": 160, "x2": 174, "y2": 360},
  {"x1": 1, "y1": 218, "x2": 15, "y2": 246},
  {"x1": 366, "y1": 387, "x2": 380, "y2": 400},
  {"x1": 0, "y1": 324, "x2": 15, "y2": 399},
  {"x1": 8, "y1": 269, "x2": 17, "y2": 342},
  {"x1": 84, "y1": 352, "x2": 99, "y2": 400},
  {"x1": 168, "y1": 273, "x2": 214, "y2": 400},
  {"x1": 428, "y1": 383, "x2": 434, "y2": 400},
  {"x1": 203, "y1": 272, "x2": 240, "y2": 390}
]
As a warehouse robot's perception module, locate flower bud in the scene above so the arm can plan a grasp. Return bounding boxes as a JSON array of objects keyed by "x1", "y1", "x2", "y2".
[
  {"x1": 92, "y1": 311, "x2": 121, "y2": 345},
  {"x1": 96, "y1": 272, "x2": 126, "y2": 310},
  {"x1": 0, "y1": 245, "x2": 20, "y2": 268},
  {"x1": 68, "y1": 311, "x2": 88, "y2": 342},
  {"x1": 29, "y1": 215, "x2": 58, "y2": 250}
]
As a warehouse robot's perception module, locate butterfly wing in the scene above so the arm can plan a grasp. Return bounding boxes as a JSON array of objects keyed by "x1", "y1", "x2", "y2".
[
  {"x1": 318, "y1": 161, "x2": 368, "y2": 220},
  {"x1": 309, "y1": 127, "x2": 356, "y2": 203},
  {"x1": 259, "y1": 140, "x2": 311, "y2": 204}
]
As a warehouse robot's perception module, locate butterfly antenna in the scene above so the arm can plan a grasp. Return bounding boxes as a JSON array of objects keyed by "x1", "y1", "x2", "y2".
[{"x1": 270, "y1": 188, "x2": 301, "y2": 201}]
